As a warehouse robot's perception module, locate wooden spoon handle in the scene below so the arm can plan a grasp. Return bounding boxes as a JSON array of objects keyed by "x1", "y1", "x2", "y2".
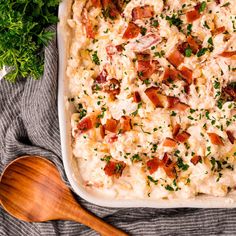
[{"x1": 61, "y1": 204, "x2": 128, "y2": 236}]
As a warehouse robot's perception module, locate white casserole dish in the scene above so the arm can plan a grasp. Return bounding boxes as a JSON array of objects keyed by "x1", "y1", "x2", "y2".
[{"x1": 57, "y1": 0, "x2": 236, "y2": 208}]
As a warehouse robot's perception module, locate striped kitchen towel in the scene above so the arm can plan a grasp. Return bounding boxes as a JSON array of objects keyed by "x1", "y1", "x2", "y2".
[{"x1": 0, "y1": 27, "x2": 236, "y2": 236}]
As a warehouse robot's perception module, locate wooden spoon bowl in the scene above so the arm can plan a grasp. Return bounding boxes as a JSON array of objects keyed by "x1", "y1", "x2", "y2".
[{"x1": 0, "y1": 156, "x2": 127, "y2": 236}]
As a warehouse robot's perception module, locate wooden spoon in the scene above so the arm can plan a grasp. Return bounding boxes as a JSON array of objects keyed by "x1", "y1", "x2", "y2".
[{"x1": 0, "y1": 156, "x2": 128, "y2": 236}]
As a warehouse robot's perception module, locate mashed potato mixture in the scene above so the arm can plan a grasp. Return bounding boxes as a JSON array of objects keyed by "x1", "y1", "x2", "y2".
[{"x1": 67, "y1": 0, "x2": 236, "y2": 199}]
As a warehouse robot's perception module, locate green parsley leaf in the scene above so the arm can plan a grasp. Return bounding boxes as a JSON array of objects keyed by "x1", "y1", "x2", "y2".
[
  {"x1": 199, "y1": 1, "x2": 207, "y2": 13},
  {"x1": 185, "y1": 47, "x2": 192, "y2": 57},
  {"x1": 177, "y1": 157, "x2": 189, "y2": 171},
  {"x1": 165, "y1": 185, "x2": 174, "y2": 191},
  {"x1": 148, "y1": 176, "x2": 158, "y2": 185},
  {"x1": 197, "y1": 48, "x2": 208, "y2": 57},
  {"x1": 166, "y1": 14, "x2": 183, "y2": 30},
  {"x1": 92, "y1": 51, "x2": 100, "y2": 65}
]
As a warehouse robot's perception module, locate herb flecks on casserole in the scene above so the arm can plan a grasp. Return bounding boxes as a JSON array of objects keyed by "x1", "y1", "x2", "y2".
[{"x1": 67, "y1": 0, "x2": 236, "y2": 199}]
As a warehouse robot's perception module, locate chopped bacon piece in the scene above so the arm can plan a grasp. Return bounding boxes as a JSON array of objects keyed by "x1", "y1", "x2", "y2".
[
  {"x1": 184, "y1": 84, "x2": 190, "y2": 94},
  {"x1": 107, "y1": 134, "x2": 118, "y2": 143},
  {"x1": 136, "y1": 53, "x2": 150, "y2": 61},
  {"x1": 104, "y1": 78, "x2": 120, "y2": 96},
  {"x1": 172, "y1": 123, "x2": 181, "y2": 137},
  {"x1": 167, "y1": 96, "x2": 180, "y2": 108},
  {"x1": 116, "y1": 44, "x2": 124, "y2": 52},
  {"x1": 163, "y1": 68, "x2": 180, "y2": 83},
  {"x1": 171, "y1": 102, "x2": 190, "y2": 111},
  {"x1": 215, "y1": 0, "x2": 221, "y2": 4},
  {"x1": 132, "y1": 5, "x2": 154, "y2": 21},
  {"x1": 137, "y1": 60, "x2": 152, "y2": 79},
  {"x1": 146, "y1": 158, "x2": 160, "y2": 174},
  {"x1": 145, "y1": 87, "x2": 164, "y2": 108},
  {"x1": 177, "y1": 42, "x2": 189, "y2": 55},
  {"x1": 224, "y1": 84, "x2": 236, "y2": 100},
  {"x1": 105, "y1": 119, "x2": 118, "y2": 133},
  {"x1": 104, "y1": 161, "x2": 126, "y2": 177},
  {"x1": 212, "y1": 26, "x2": 225, "y2": 35},
  {"x1": 186, "y1": 9, "x2": 201, "y2": 22},
  {"x1": 85, "y1": 19, "x2": 95, "y2": 39},
  {"x1": 219, "y1": 51, "x2": 236, "y2": 58},
  {"x1": 179, "y1": 66, "x2": 193, "y2": 84},
  {"x1": 161, "y1": 153, "x2": 176, "y2": 178},
  {"x1": 207, "y1": 133, "x2": 224, "y2": 146},
  {"x1": 101, "y1": 0, "x2": 120, "y2": 19},
  {"x1": 120, "y1": 116, "x2": 132, "y2": 133},
  {"x1": 226, "y1": 131, "x2": 235, "y2": 144},
  {"x1": 175, "y1": 131, "x2": 191, "y2": 143},
  {"x1": 167, "y1": 49, "x2": 184, "y2": 67},
  {"x1": 191, "y1": 155, "x2": 201, "y2": 165},
  {"x1": 100, "y1": 125, "x2": 105, "y2": 138},
  {"x1": 163, "y1": 138, "x2": 178, "y2": 147},
  {"x1": 133, "y1": 91, "x2": 141, "y2": 103},
  {"x1": 128, "y1": 33, "x2": 161, "y2": 51},
  {"x1": 91, "y1": 0, "x2": 101, "y2": 7},
  {"x1": 95, "y1": 69, "x2": 108, "y2": 83},
  {"x1": 122, "y1": 22, "x2": 140, "y2": 39},
  {"x1": 187, "y1": 36, "x2": 200, "y2": 54},
  {"x1": 77, "y1": 117, "x2": 93, "y2": 133}
]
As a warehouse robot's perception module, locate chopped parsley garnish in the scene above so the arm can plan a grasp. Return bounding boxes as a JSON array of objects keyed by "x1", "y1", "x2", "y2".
[
  {"x1": 166, "y1": 14, "x2": 183, "y2": 30},
  {"x1": 199, "y1": 1, "x2": 207, "y2": 13},
  {"x1": 101, "y1": 155, "x2": 111, "y2": 162},
  {"x1": 207, "y1": 37, "x2": 213, "y2": 45},
  {"x1": 197, "y1": 48, "x2": 208, "y2": 57},
  {"x1": 165, "y1": 185, "x2": 174, "y2": 191},
  {"x1": 152, "y1": 20, "x2": 159, "y2": 27},
  {"x1": 131, "y1": 154, "x2": 142, "y2": 162},
  {"x1": 77, "y1": 103, "x2": 87, "y2": 119},
  {"x1": 185, "y1": 47, "x2": 192, "y2": 57},
  {"x1": 177, "y1": 157, "x2": 189, "y2": 171},
  {"x1": 140, "y1": 27, "x2": 147, "y2": 36},
  {"x1": 187, "y1": 24, "x2": 192, "y2": 35},
  {"x1": 92, "y1": 51, "x2": 100, "y2": 65},
  {"x1": 148, "y1": 176, "x2": 158, "y2": 185}
]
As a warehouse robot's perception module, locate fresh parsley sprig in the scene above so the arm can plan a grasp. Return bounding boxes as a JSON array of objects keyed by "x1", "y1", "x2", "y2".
[{"x1": 0, "y1": 0, "x2": 60, "y2": 82}]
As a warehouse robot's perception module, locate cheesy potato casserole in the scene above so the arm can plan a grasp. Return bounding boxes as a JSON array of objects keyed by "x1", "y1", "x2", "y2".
[{"x1": 67, "y1": 0, "x2": 236, "y2": 199}]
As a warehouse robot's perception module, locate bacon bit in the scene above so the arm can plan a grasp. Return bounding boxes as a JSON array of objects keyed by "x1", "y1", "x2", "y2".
[
  {"x1": 101, "y1": 0, "x2": 120, "y2": 19},
  {"x1": 145, "y1": 87, "x2": 164, "y2": 108},
  {"x1": 107, "y1": 134, "x2": 118, "y2": 143},
  {"x1": 163, "y1": 68, "x2": 179, "y2": 83},
  {"x1": 105, "y1": 119, "x2": 118, "y2": 133},
  {"x1": 167, "y1": 49, "x2": 184, "y2": 67},
  {"x1": 219, "y1": 51, "x2": 236, "y2": 58},
  {"x1": 224, "y1": 85, "x2": 236, "y2": 100},
  {"x1": 207, "y1": 132, "x2": 224, "y2": 146},
  {"x1": 133, "y1": 91, "x2": 141, "y2": 103},
  {"x1": 100, "y1": 125, "x2": 105, "y2": 138},
  {"x1": 172, "y1": 102, "x2": 190, "y2": 111},
  {"x1": 179, "y1": 66, "x2": 193, "y2": 84},
  {"x1": 122, "y1": 22, "x2": 140, "y2": 39},
  {"x1": 95, "y1": 69, "x2": 108, "y2": 83},
  {"x1": 186, "y1": 9, "x2": 201, "y2": 23},
  {"x1": 214, "y1": 0, "x2": 221, "y2": 4},
  {"x1": 128, "y1": 33, "x2": 161, "y2": 52},
  {"x1": 146, "y1": 158, "x2": 160, "y2": 174},
  {"x1": 187, "y1": 36, "x2": 200, "y2": 54},
  {"x1": 161, "y1": 153, "x2": 176, "y2": 178},
  {"x1": 104, "y1": 161, "x2": 126, "y2": 177},
  {"x1": 212, "y1": 26, "x2": 225, "y2": 35},
  {"x1": 120, "y1": 116, "x2": 132, "y2": 133},
  {"x1": 226, "y1": 131, "x2": 235, "y2": 144},
  {"x1": 191, "y1": 155, "x2": 201, "y2": 165},
  {"x1": 77, "y1": 117, "x2": 93, "y2": 133},
  {"x1": 104, "y1": 78, "x2": 120, "y2": 96},
  {"x1": 163, "y1": 138, "x2": 178, "y2": 148},
  {"x1": 136, "y1": 53, "x2": 150, "y2": 61},
  {"x1": 91, "y1": 0, "x2": 101, "y2": 7},
  {"x1": 177, "y1": 42, "x2": 189, "y2": 55},
  {"x1": 172, "y1": 124, "x2": 181, "y2": 137},
  {"x1": 137, "y1": 60, "x2": 154, "y2": 80},
  {"x1": 85, "y1": 19, "x2": 95, "y2": 39},
  {"x1": 175, "y1": 131, "x2": 191, "y2": 143},
  {"x1": 132, "y1": 5, "x2": 154, "y2": 21},
  {"x1": 115, "y1": 44, "x2": 124, "y2": 52},
  {"x1": 167, "y1": 96, "x2": 180, "y2": 108}
]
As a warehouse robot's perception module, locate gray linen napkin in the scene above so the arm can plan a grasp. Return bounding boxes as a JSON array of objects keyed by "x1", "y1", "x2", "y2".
[{"x1": 1, "y1": 27, "x2": 236, "y2": 236}]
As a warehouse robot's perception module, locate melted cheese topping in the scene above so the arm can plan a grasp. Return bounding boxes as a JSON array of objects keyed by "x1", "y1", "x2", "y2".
[{"x1": 67, "y1": 0, "x2": 236, "y2": 199}]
